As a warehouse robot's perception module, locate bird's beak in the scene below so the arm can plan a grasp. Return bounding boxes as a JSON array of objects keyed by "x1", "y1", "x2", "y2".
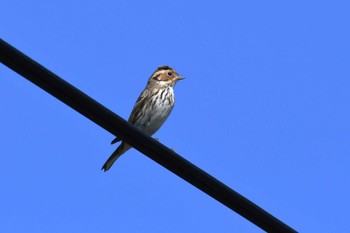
[{"x1": 176, "y1": 75, "x2": 185, "y2": 81}]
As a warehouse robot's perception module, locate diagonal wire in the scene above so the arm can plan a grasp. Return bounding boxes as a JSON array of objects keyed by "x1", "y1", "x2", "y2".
[{"x1": 0, "y1": 39, "x2": 297, "y2": 233}]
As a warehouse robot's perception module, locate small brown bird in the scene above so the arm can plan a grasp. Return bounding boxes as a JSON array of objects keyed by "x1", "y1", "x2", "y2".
[{"x1": 101, "y1": 66, "x2": 184, "y2": 171}]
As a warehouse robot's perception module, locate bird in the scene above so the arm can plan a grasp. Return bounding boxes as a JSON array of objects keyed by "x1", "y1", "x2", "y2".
[{"x1": 101, "y1": 65, "x2": 184, "y2": 171}]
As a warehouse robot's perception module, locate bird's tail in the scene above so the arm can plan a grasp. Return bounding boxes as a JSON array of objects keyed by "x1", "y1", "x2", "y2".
[{"x1": 101, "y1": 142, "x2": 131, "y2": 171}]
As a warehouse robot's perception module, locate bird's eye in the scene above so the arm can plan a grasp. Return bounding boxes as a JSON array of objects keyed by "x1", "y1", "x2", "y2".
[{"x1": 167, "y1": 71, "x2": 172, "y2": 76}]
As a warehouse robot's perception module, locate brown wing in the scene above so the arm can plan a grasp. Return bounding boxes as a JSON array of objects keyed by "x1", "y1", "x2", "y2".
[
  {"x1": 111, "y1": 88, "x2": 153, "y2": 144},
  {"x1": 127, "y1": 88, "x2": 152, "y2": 125},
  {"x1": 111, "y1": 89, "x2": 149, "y2": 144}
]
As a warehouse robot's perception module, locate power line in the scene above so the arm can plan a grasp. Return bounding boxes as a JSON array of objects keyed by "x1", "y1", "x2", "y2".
[{"x1": 0, "y1": 39, "x2": 297, "y2": 233}]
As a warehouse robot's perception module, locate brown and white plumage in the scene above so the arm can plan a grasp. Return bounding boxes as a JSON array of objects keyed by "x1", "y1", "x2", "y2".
[{"x1": 101, "y1": 65, "x2": 184, "y2": 171}]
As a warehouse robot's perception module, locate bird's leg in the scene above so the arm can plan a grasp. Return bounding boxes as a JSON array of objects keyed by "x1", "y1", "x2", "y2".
[{"x1": 153, "y1": 137, "x2": 175, "y2": 151}]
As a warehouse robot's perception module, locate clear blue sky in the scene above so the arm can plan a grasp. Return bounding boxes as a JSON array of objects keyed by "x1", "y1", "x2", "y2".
[{"x1": 1, "y1": 1, "x2": 349, "y2": 232}]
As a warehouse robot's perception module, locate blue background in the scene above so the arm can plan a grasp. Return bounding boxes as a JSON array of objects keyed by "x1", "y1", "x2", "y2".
[{"x1": 1, "y1": 1, "x2": 349, "y2": 232}]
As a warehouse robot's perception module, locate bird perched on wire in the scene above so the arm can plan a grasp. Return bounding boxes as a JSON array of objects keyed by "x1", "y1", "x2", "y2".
[{"x1": 101, "y1": 65, "x2": 184, "y2": 171}]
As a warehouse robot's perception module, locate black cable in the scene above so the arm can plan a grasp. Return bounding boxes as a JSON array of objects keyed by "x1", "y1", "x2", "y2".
[{"x1": 0, "y1": 39, "x2": 297, "y2": 233}]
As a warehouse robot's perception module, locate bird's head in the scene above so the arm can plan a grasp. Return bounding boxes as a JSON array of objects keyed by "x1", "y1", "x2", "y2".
[{"x1": 148, "y1": 65, "x2": 184, "y2": 87}]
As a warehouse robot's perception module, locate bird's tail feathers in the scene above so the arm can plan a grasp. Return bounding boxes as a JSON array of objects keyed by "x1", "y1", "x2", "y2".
[{"x1": 101, "y1": 142, "x2": 131, "y2": 171}]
